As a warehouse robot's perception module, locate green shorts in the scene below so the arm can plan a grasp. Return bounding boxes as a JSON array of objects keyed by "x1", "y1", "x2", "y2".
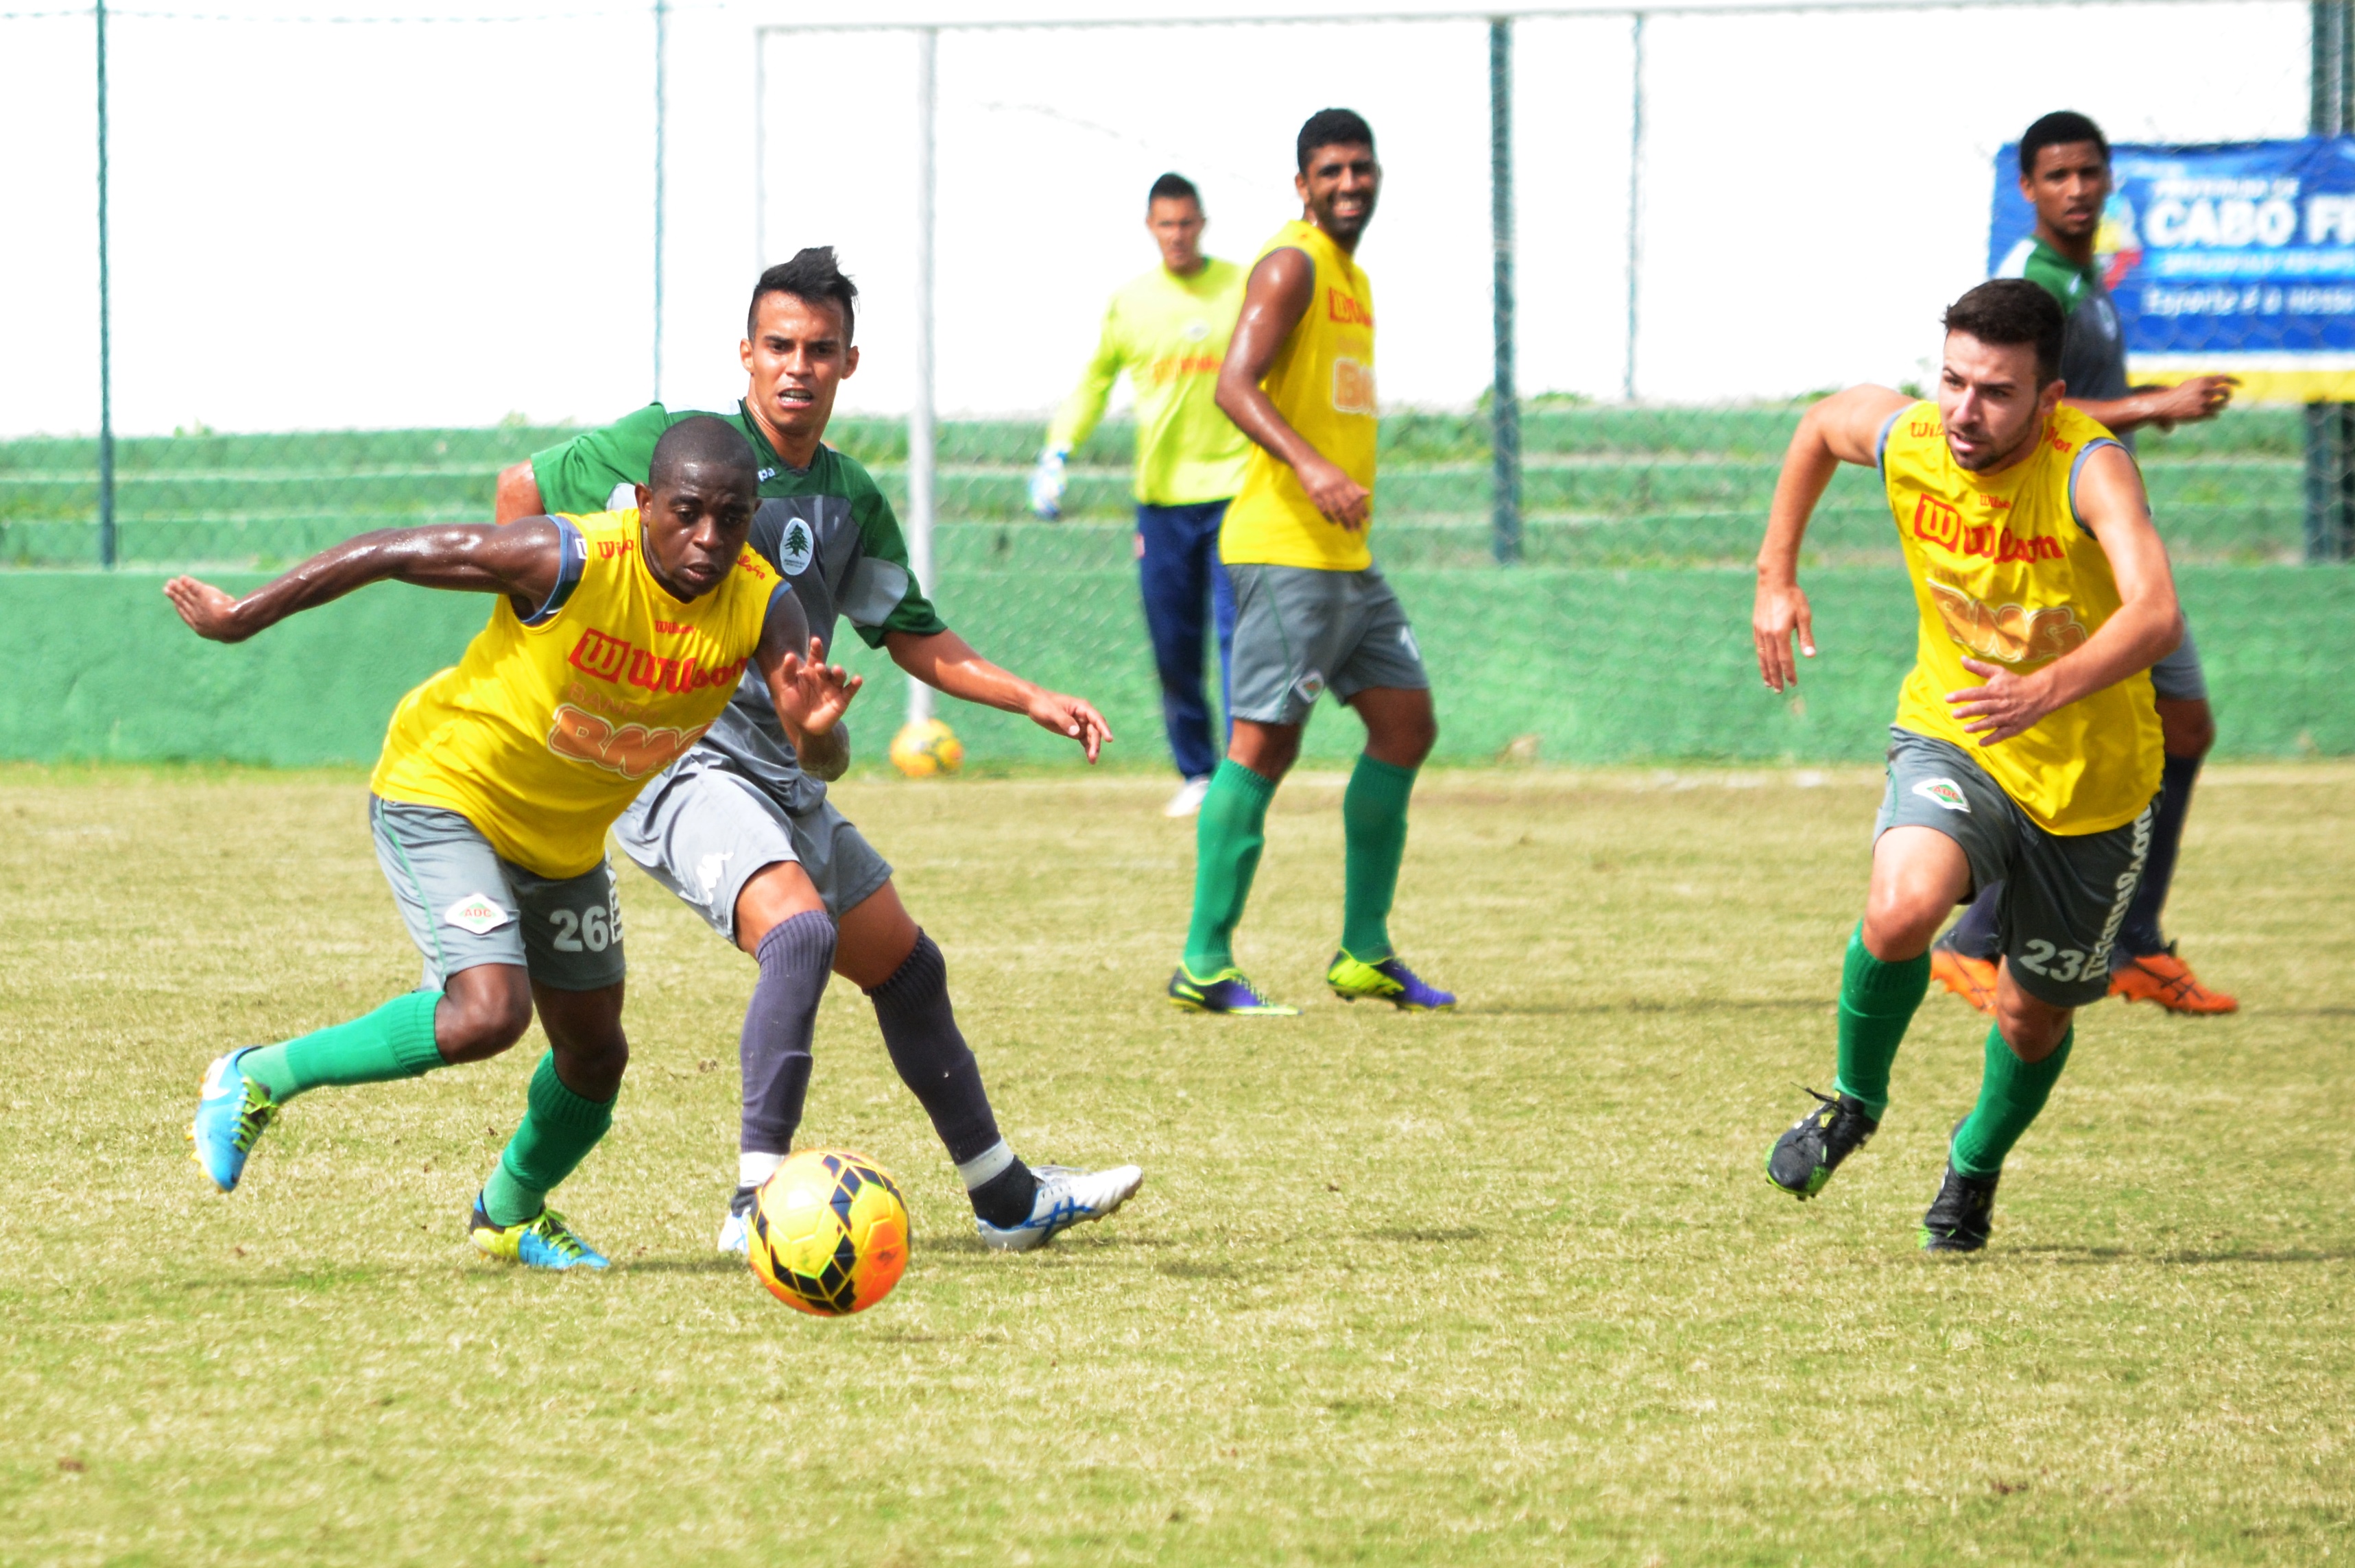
[
  {"x1": 1874, "y1": 729, "x2": 2156, "y2": 1008},
  {"x1": 1226, "y1": 562, "x2": 1428, "y2": 726},
  {"x1": 370, "y1": 796, "x2": 626, "y2": 993}
]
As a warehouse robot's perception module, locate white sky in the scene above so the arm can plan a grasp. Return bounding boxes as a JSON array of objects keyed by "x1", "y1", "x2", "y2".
[{"x1": 0, "y1": 0, "x2": 2308, "y2": 437}]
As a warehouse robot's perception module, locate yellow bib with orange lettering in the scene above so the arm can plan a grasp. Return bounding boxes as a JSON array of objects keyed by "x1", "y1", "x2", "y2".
[
  {"x1": 370, "y1": 510, "x2": 782, "y2": 877},
  {"x1": 1882, "y1": 401, "x2": 2162, "y2": 835},
  {"x1": 1220, "y1": 219, "x2": 1378, "y2": 571}
]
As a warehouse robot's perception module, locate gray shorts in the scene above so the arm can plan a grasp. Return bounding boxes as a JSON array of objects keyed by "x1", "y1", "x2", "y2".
[
  {"x1": 1874, "y1": 729, "x2": 2156, "y2": 1008},
  {"x1": 1226, "y1": 562, "x2": 1428, "y2": 726},
  {"x1": 2149, "y1": 620, "x2": 2208, "y2": 703},
  {"x1": 612, "y1": 756, "x2": 894, "y2": 943},
  {"x1": 370, "y1": 796, "x2": 625, "y2": 993}
]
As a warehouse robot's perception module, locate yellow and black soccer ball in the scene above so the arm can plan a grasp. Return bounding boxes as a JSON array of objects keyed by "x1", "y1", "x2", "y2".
[
  {"x1": 889, "y1": 718, "x2": 964, "y2": 779},
  {"x1": 748, "y1": 1149, "x2": 910, "y2": 1317}
]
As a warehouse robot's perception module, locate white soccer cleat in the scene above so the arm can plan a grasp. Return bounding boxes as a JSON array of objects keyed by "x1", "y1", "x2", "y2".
[
  {"x1": 1163, "y1": 776, "x2": 1212, "y2": 818},
  {"x1": 977, "y1": 1163, "x2": 1145, "y2": 1253}
]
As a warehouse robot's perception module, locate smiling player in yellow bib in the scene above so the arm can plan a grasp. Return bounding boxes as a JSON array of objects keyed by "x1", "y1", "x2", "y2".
[
  {"x1": 170, "y1": 417, "x2": 858, "y2": 1268},
  {"x1": 1752, "y1": 280, "x2": 2181, "y2": 1253},
  {"x1": 1167, "y1": 107, "x2": 1453, "y2": 1017}
]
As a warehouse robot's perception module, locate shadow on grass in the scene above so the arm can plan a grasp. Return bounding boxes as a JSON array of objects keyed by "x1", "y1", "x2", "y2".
[
  {"x1": 2011, "y1": 1245, "x2": 2355, "y2": 1266},
  {"x1": 1356, "y1": 1225, "x2": 1486, "y2": 1244},
  {"x1": 1466, "y1": 998, "x2": 1831, "y2": 1019}
]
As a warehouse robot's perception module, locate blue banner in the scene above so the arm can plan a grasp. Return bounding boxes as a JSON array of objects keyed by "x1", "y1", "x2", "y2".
[{"x1": 1989, "y1": 137, "x2": 2355, "y2": 398}]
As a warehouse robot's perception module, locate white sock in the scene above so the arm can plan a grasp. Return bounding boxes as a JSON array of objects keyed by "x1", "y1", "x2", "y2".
[
  {"x1": 739, "y1": 1150, "x2": 787, "y2": 1190},
  {"x1": 955, "y1": 1139, "x2": 1016, "y2": 1190}
]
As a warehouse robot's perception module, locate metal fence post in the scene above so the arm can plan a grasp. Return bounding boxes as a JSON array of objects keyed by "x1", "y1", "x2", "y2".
[
  {"x1": 1488, "y1": 18, "x2": 1522, "y2": 564},
  {"x1": 96, "y1": 0, "x2": 116, "y2": 570},
  {"x1": 2308, "y1": 0, "x2": 2354, "y2": 561},
  {"x1": 1623, "y1": 12, "x2": 1646, "y2": 405},
  {"x1": 652, "y1": 0, "x2": 668, "y2": 402},
  {"x1": 907, "y1": 26, "x2": 938, "y2": 729}
]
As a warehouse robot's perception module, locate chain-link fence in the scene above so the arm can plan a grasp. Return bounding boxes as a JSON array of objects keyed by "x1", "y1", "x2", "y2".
[{"x1": 5, "y1": 1, "x2": 2351, "y2": 768}]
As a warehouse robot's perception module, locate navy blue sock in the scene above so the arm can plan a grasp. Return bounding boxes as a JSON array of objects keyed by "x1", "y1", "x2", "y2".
[
  {"x1": 740, "y1": 911, "x2": 836, "y2": 1157},
  {"x1": 2116, "y1": 752, "x2": 2201, "y2": 963},
  {"x1": 1944, "y1": 883, "x2": 2003, "y2": 962}
]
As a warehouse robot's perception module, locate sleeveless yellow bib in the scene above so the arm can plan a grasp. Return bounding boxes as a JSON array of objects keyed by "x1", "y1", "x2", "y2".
[
  {"x1": 370, "y1": 511, "x2": 783, "y2": 876},
  {"x1": 1882, "y1": 402, "x2": 2162, "y2": 835},
  {"x1": 1219, "y1": 219, "x2": 1378, "y2": 571}
]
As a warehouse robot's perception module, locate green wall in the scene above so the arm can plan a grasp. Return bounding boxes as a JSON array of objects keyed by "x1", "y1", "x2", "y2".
[{"x1": 3, "y1": 566, "x2": 2347, "y2": 770}]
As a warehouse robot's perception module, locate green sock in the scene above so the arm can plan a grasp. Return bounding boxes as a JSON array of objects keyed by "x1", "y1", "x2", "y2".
[
  {"x1": 481, "y1": 1052, "x2": 617, "y2": 1227},
  {"x1": 1950, "y1": 1024, "x2": 2074, "y2": 1180},
  {"x1": 1183, "y1": 760, "x2": 1278, "y2": 976},
  {"x1": 240, "y1": 990, "x2": 445, "y2": 1103},
  {"x1": 1832, "y1": 926, "x2": 1928, "y2": 1122},
  {"x1": 1339, "y1": 753, "x2": 1418, "y2": 962}
]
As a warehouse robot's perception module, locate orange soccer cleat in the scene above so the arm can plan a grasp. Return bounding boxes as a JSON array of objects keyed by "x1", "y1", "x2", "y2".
[
  {"x1": 2109, "y1": 945, "x2": 2238, "y2": 1015},
  {"x1": 1930, "y1": 946, "x2": 1998, "y2": 1015}
]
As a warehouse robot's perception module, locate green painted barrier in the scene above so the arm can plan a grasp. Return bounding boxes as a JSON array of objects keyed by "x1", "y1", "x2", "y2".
[{"x1": 3, "y1": 565, "x2": 2346, "y2": 771}]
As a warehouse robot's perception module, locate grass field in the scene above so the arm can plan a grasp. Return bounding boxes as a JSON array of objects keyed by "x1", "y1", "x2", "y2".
[{"x1": 2, "y1": 762, "x2": 2350, "y2": 1566}]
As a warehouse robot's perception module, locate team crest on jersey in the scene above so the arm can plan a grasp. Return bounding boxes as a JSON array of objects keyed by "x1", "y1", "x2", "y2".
[
  {"x1": 777, "y1": 517, "x2": 815, "y2": 576},
  {"x1": 444, "y1": 894, "x2": 514, "y2": 934},
  {"x1": 1912, "y1": 778, "x2": 1970, "y2": 814}
]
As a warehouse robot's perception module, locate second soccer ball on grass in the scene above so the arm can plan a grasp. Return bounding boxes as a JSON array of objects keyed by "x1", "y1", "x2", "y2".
[{"x1": 889, "y1": 718, "x2": 964, "y2": 779}]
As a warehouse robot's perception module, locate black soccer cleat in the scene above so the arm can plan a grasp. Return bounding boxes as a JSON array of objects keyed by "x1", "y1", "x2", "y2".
[
  {"x1": 1920, "y1": 1162, "x2": 2000, "y2": 1253},
  {"x1": 1765, "y1": 1088, "x2": 1880, "y2": 1198}
]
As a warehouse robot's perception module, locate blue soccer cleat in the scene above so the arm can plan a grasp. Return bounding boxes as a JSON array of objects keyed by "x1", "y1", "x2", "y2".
[
  {"x1": 189, "y1": 1048, "x2": 279, "y2": 1193},
  {"x1": 977, "y1": 1163, "x2": 1145, "y2": 1252},
  {"x1": 468, "y1": 1194, "x2": 610, "y2": 1270},
  {"x1": 1326, "y1": 952, "x2": 1457, "y2": 1011},
  {"x1": 1167, "y1": 965, "x2": 1300, "y2": 1016}
]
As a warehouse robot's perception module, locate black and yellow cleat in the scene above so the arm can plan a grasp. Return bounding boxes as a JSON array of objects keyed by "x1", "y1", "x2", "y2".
[
  {"x1": 1765, "y1": 1088, "x2": 1880, "y2": 1199},
  {"x1": 1167, "y1": 965, "x2": 1299, "y2": 1016},
  {"x1": 1919, "y1": 1163, "x2": 1999, "y2": 1253}
]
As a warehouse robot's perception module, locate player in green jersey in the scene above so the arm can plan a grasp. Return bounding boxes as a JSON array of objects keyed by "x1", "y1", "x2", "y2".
[
  {"x1": 1935, "y1": 110, "x2": 2241, "y2": 1017},
  {"x1": 1033, "y1": 171, "x2": 1252, "y2": 818},
  {"x1": 497, "y1": 249, "x2": 1143, "y2": 1253}
]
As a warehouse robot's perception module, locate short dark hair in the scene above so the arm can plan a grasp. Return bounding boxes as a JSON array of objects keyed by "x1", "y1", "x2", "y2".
[
  {"x1": 748, "y1": 246, "x2": 858, "y2": 343},
  {"x1": 1148, "y1": 171, "x2": 1199, "y2": 207},
  {"x1": 649, "y1": 414, "x2": 757, "y2": 491},
  {"x1": 1296, "y1": 108, "x2": 1374, "y2": 173},
  {"x1": 2018, "y1": 110, "x2": 2108, "y2": 178},
  {"x1": 1944, "y1": 279, "x2": 2067, "y2": 386}
]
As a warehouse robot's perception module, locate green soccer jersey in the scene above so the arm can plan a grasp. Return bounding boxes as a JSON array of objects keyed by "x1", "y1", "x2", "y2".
[{"x1": 1994, "y1": 235, "x2": 2131, "y2": 409}]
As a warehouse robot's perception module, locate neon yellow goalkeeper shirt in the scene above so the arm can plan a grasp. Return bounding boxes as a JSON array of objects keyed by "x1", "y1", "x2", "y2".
[{"x1": 1047, "y1": 257, "x2": 1250, "y2": 507}]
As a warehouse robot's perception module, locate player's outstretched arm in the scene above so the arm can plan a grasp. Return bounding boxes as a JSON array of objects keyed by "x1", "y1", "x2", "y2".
[
  {"x1": 493, "y1": 461, "x2": 545, "y2": 525},
  {"x1": 1752, "y1": 385, "x2": 1912, "y2": 691},
  {"x1": 1945, "y1": 445, "x2": 2183, "y2": 746},
  {"x1": 164, "y1": 521, "x2": 565, "y2": 644},
  {"x1": 755, "y1": 588, "x2": 862, "y2": 782},
  {"x1": 883, "y1": 629, "x2": 1112, "y2": 763},
  {"x1": 2067, "y1": 374, "x2": 2237, "y2": 437},
  {"x1": 1215, "y1": 248, "x2": 1368, "y2": 531}
]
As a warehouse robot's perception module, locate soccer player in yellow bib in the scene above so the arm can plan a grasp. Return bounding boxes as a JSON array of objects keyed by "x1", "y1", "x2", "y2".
[
  {"x1": 1167, "y1": 108, "x2": 1454, "y2": 1016},
  {"x1": 170, "y1": 418, "x2": 859, "y2": 1269},
  {"x1": 1754, "y1": 280, "x2": 2182, "y2": 1252},
  {"x1": 1034, "y1": 172, "x2": 1250, "y2": 818}
]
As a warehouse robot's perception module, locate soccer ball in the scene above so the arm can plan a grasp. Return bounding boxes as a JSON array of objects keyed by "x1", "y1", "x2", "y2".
[
  {"x1": 747, "y1": 1149, "x2": 910, "y2": 1316},
  {"x1": 889, "y1": 718, "x2": 964, "y2": 778}
]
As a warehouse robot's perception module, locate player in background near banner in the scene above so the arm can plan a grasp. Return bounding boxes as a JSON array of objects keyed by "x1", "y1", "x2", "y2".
[
  {"x1": 1933, "y1": 110, "x2": 2241, "y2": 1016},
  {"x1": 1756, "y1": 280, "x2": 2181, "y2": 1251},
  {"x1": 1168, "y1": 108, "x2": 1455, "y2": 1017},
  {"x1": 177, "y1": 418, "x2": 858, "y2": 1269},
  {"x1": 499, "y1": 249, "x2": 1141, "y2": 1254},
  {"x1": 1033, "y1": 172, "x2": 1251, "y2": 819}
]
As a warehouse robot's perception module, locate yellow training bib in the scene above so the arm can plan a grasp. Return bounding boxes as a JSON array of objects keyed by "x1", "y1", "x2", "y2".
[
  {"x1": 1882, "y1": 402, "x2": 2162, "y2": 835},
  {"x1": 1220, "y1": 219, "x2": 1377, "y2": 572},
  {"x1": 370, "y1": 511, "x2": 783, "y2": 877}
]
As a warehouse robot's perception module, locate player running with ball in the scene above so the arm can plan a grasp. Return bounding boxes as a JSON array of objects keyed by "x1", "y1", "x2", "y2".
[
  {"x1": 502, "y1": 249, "x2": 1142, "y2": 1253},
  {"x1": 1755, "y1": 280, "x2": 2181, "y2": 1252},
  {"x1": 177, "y1": 418, "x2": 856, "y2": 1269},
  {"x1": 1168, "y1": 107, "x2": 1454, "y2": 1016}
]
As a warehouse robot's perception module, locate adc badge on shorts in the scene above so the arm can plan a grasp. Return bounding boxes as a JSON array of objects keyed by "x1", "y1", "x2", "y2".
[
  {"x1": 444, "y1": 893, "x2": 514, "y2": 934},
  {"x1": 1293, "y1": 669, "x2": 1327, "y2": 706},
  {"x1": 1912, "y1": 778, "x2": 1971, "y2": 813}
]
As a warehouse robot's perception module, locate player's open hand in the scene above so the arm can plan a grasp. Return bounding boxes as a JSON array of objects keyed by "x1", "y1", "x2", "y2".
[
  {"x1": 1752, "y1": 577, "x2": 1815, "y2": 692},
  {"x1": 164, "y1": 576, "x2": 250, "y2": 642},
  {"x1": 2144, "y1": 374, "x2": 2238, "y2": 431},
  {"x1": 1024, "y1": 689, "x2": 1113, "y2": 763},
  {"x1": 1300, "y1": 455, "x2": 1372, "y2": 532},
  {"x1": 1948, "y1": 657, "x2": 2056, "y2": 747},
  {"x1": 776, "y1": 636, "x2": 861, "y2": 734}
]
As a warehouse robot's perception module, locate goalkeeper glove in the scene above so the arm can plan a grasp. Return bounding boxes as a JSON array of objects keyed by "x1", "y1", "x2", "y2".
[{"x1": 1028, "y1": 448, "x2": 1069, "y2": 520}]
